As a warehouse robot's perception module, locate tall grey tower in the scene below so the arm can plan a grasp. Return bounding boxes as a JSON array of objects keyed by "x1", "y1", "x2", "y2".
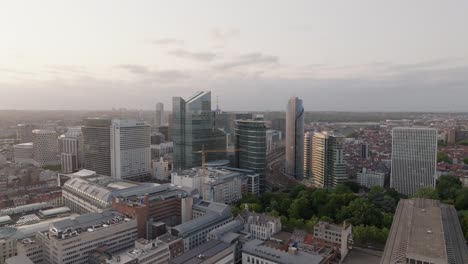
[
  {"x1": 82, "y1": 118, "x2": 112, "y2": 176},
  {"x1": 285, "y1": 96, "x2": 304, "y2": 180},
  {"x1": 391, "y1": 127, "x2": 437, "y2": 196},
  {"x1": 155, "y1": 102, "x2": 164, "y2": 127},
  {"x1": 172, "y1": 91, "x2": 226, "y2": 170}
]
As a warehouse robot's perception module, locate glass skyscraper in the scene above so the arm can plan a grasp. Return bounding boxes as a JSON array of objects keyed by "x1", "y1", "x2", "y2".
[{"x1": 285, "y1": 96, "x2": 304, "y2": 180}]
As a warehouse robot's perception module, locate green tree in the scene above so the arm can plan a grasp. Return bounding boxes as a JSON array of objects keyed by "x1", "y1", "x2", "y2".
[
  {"x1": 413, "y1": 187, "x2": 440, "y2": 200},
  {"x1": 455, "y1": 189, "x2": 468, "y2": 211},
  {"x1": 464, "y1": 158, "x2": 468, "y2": 165},
  {"x1": 305, "y1": 216, "x2": 320, "y2": 233},
  {"x1": 437, "y1": 152, "x2": 451, "y2": 163},
  {"x1": 343, "y1": 181, "x2": 360, "y2": 193},
  {"x1": 338, "y1": 198, "x2": 383, "y2": 227},
  {"x1": 436, "y1": 175, "x2": 462, "y2": 200}
]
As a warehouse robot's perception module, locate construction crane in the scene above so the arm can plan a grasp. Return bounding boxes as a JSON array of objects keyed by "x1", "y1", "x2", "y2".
[{"x1": 194, "y1": 144, "x2": 240, "y2": 177}]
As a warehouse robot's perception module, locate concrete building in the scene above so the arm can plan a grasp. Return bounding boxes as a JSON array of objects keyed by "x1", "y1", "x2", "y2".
[
  {"x1": 38, "y1": 210, "x2": 138, "y2": 264},
  {"x1": 360, "y1": 143, "x2": 369, "y2": 159},
  {"x1": 59, "y1": 127, "x2": 83, "y2": 173},
  {"x1": 357, "y1": 168, "x2": 385, "y2": 188},
  {"x1": 285, "y1": 97, "x2": 304, "y2": 180},
  {"x1": 242, "y1": 239, "x2": 324, "y2": 264},
  {"x1": 391, "y1": 127, "x2": 437, "y2": 196},
  {"x1": 234, "y1": 119, "x2": 267, "y2": 193},
  {"x1": 153, "y1": 157, "x2": 170, "y2": 181},
  {"x1": 313, "y1": 221, "x2": 353, "y2": 261},
  {"x1": 16, "y1": 124, "x2": 34, "y2": 144},
  {"x1": 155, "y1": 102, "x2": 164, "y2": 127},
  {"x1": 266, "y1": 130, "x2": 282, "y2": 155},
  {"x1": 31, "y1": 130, "x2": 59, "y2": 167},
  {"x1": 169, "y1": 239, "x2": 235, "y2": 264},
  {"x1": 13, "y1": 143, "x2": 34, "y2": 165},
  {"x1": 172, "y1": 91, "x2": 226, "y2": 170},
  {"x1": 82, "y1": 118, "x2": 112, "y2": 176},
  {"x1": 5, "y1": 256, "x2": 33, "y2": 264},
  {"x1": 110, "y1": 119, "x2": 151, "y2": 181},
  {"x1": 236, "y1": 210, "x2": 282, "y2": 241},
  {"x1": 311, "y1": 132, "x2": 348, "y2": 189},
  {"x1": 17, "y1": 237, "x2": 43, "y2": 264},
  {"x1": 150, "y1": 142, "x2": 173, "y2": 159},
  {"x1": 381, "y1": 198, "x2": 468, "y2": 264}
]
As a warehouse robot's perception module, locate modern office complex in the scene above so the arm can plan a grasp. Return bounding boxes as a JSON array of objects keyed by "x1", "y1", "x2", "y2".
[
  {"x1": 172, "y1": 91, "x2": 226, "y2": 170},
  {"x1": 59, "y1": 127, "x2": 83, "y2": 173},
  {"x1": 31, "y1": 129, "x2": 59, "y2": 167},
  {"x1": 311, "y1": 132, "x2": 348, "y2": 189},
  {"x1": 381, "y1": 198, "x2": 468, "y2": 264},
  {"x1": 391, "y1": 127, "x2": 437, "y2": 196},
  {"x1": 155, "y1": 102, "x2": 164, "y2": 127},
  {"x1": 38, "y1": 210, "x2": 138, "y2": 264},
  {"x1": 110, "y1": 119, "x2": 151, "y2": 181},
  {"x1": 13, "y1": 143, "x2": 34, "y2": 165},
  {"x1": 285, "y1": 96, "x2": 304, "y2": 180},
  {"x1": 234, "y1": 119, "x2": 266, "y2": 193},
  {"x1": 82, "y1": 118, "x2": 112, "y2": 176}
]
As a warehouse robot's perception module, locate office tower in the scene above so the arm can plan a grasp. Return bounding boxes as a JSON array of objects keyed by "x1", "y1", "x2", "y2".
[
  {"x1": 16, "y1": 124, "x2": 34, "y2": 143},
  {"x1": 303, "y1": 132, "x2": 313, "y2": 179},
  {"x1": 13, "y1": 143, "x2": 34, "y2": 165},
  {"x1": 172, "y1": 91, "x2": 226, "y2": 170},
  {"x1": 311, "y1": 132, "x2": 348, "y2": 189},
  {"x1": 82, "y1": 118, "x2": 112, "y2": 176},
  {"x1": 391, "y1": 127, "x2": 437, "y2": 196},
  {"x1": 38, "y1": 211, "x2": 138, "y2": 264},
  {"x1": 155, "y1": 102, "x2": 164, "y2": 127},
  {"x1": 31, "y1": 129, "x2": 59, "y2": 167},
  {"x1": 110, "y1": 119, "x2": 151, "y2": 181},
  {"x1": 285, "y1": 97, "x2": 304, "y2": 180},
  {"x1": 360, "y1": 143, "x2": 369, "y2": 159},
  {"x1": 167, "y1": 113, "x2": 173, "y2": 141},
  {"x1": 381, "y1": 198, "x2": 468, "y2": 264},
  {"x1": 234, "y1": 119, "x2": 266, "y2": 193},
  {"x1": 59, "y1": 127, "x2": 83, "y2": 173}
]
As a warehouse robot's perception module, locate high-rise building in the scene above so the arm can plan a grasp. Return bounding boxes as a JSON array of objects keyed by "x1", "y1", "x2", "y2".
[
  {"x1": 234, "y1": 119, "x2": 266, "y2": 193},
  {"x1": 391, "y1": 127, "x2": 437, "y2": 196},
  {"x1": 303, "y1": 132, "x2": 313, "y2": 179},
  {"x1": 59, "y1": 127, "x2": 83, "y2": 173},
  {"x1": 110, "y1": 119, "x2": 151, "y2": 181},
  {"x1": 31, "y1": 129, "x2": 59, "y2": 167},
  {"x1": 266, "y1": 130, "x2": 282, "y2": 155},
  {"x1": 82, "y1": 118, "x2": 112, "y2": 176},
  {"x1": 381, "y1": 198, "x2": 468, "y2": 264},
  {"x1": 16, "y1": 124, "x2": 34, "y2": 143},
  {"x1": 172, "y1": 91, "x2": 226, "y2": 170},
  {"x1": 360, "y1": 143, "x2": 369, "y2": 159},
  {"x1": 311, "y1": 132, "x2": 348, "y2": 189},
  {"x1": 285, "y1": 97, "x2": 304, "y2": 180},
  {"x1": 155, "y1": 102, "x2": 164, "y2": 127}
]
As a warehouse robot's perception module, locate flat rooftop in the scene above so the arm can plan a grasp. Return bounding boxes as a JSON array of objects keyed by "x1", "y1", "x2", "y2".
[{"x1": 170, "y1": 240, "x2": 232, "y2": 264}]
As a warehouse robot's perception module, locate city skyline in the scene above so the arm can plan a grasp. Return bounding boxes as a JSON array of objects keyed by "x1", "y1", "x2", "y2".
[{"x1": 1, "y1": 0, "x2": 468, "y2": 111}]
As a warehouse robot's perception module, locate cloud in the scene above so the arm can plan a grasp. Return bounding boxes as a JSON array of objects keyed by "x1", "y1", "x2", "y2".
[
  {"x1": 46, "y1": 65, "x2": 88, "y2": 74},
  {"x1": 211, "y1": 28, "x2": 240, "y2": 41},
  {"x1": 146, "y1": 38, "x2": 184, "y2": 46},
  {"x1": 168, "y1": 49, "x2": 217, "y2": 62},
  {"x1": 215, "y1": 52, "x2": 279, "y2": 70},
  {"x1": 118, "y1": 64, "x2": 150, "y2": 74},
  {"x1": 117, "y1": 64, "x2": 189, "y2": 82}
]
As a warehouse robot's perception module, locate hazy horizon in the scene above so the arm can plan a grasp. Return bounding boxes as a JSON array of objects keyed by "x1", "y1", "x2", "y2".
[{"x1": 1, "y1": 0, "x2": 468, "y2": 111}]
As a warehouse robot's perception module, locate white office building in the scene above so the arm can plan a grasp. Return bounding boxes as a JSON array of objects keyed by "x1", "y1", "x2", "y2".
[
  {"x1": 391, "y1": 127, "x2": 437, "y2": 196},
  {"x1": 357, "y1": 168, "x2": 385, "y2": 188},
  {"x1": 31, "y1": 130, "x2": 59, "y2": 167},
  {"x1": 110, "y1": 119, "x2": 151, "y2": 181},
  {"x1": 59, "y1": 127, "x2": 83, "y2": 173},
  {"x1": 152, "y1": 157, "x2": 170, "y2": 181}
]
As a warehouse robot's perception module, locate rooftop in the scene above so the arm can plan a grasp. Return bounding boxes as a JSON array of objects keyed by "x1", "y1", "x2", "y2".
[{"x1": 170, "y1": 240, "x2": 232, "y2": 264}]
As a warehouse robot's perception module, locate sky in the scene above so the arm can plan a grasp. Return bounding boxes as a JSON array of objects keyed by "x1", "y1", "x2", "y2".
[{"x1": 1, "y1": 0, "x2": 468, "y2": 111}]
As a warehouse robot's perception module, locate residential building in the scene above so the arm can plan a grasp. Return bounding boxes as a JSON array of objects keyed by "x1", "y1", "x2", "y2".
[
  {"x1": 236, "y1": 210, "x2": 281, "y2": 241},
  {"x1": 313, "y1": 221, "x2": 352, "y2": 261},
  {"x1": 391, "y1": 127, "x2": 437, "y2": 196},
  {"x1": 285, "y1": 97, "x2": 304, "y2": 180},
  {"x1": 357, "y1": 168, "x2": 385, "y2": 188},
  {"x1": 153, "y1": 157, "x2": 170, "y2": 181},
  {"x1": 234, "y1": 119, "x2": 267, "y2": 193},
  {"x1": 381, "y1": 198, "x2": 468, "y2": 264},
  {"x1": 169, "y1": 239, "x2": 235, "y2": 264},
  {"x1": 13, "y1": 143, "x2": 34, "y2": 165},
  {"x1": 110, "y1": 119, "x2": 151, "y2": 181},
  {"x1": 155, "y1": 102, "x2": 164, "y2": 127},
  {"x1": 172, "y1": 91, "x2": 226, "y2": 170},
  {"x1": 311, "y1": 132, "x2": 348, "y2": 189},
  {"x1": 59, "y1": 127, "x2": 83, "y2": 173},
  {"x1": 31, "y1": 130, "x2": 59, "y2": 167},
  {"x1": 38, "y1": 210, "x2": 138, "y2": 264},
  {"x1": 242, "y1": 239, "x2": 324, "y2": 264},
  {"x1": 82, "y1": 118, "x2": 112, "y2": 176}
]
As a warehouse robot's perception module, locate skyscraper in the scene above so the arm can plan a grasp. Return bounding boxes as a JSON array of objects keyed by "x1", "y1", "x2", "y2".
[
  {"x1": 311, "y1": 132, "x2": 347, "y2": 189},
  {"x1": 234, "y1": 119, "x2": 266, "y2": 193},
  {"x1": 303, "y1": 132, "x2": 313, "y2": 179},
  {"x1": 391, "y1": 127, "x2": 437, "y2": 196},
  {"x1": 155, "y1": 102, "x2": 164, "y2": 127},
  {"x1": 172, "y1": 91, "x2": 226, "y2": 170},
  {"x1": 16, "y1": 124, "x2": 34, "y2": 143},
  {"x1": 32, "y1": 129, "x2": 59, "y2": 167},
  {"x1": 59, "y1": 127, "x2": 83, "y2": 173},
  {"x1": 285, "y1": 97, "x2": 304, "y2": 180},
  {"x1": 82, "y1": 118, "x2": 112, "y2": 176},
  {"x1": 110, "y1": 119, "x2": 151, "y2": 181}
]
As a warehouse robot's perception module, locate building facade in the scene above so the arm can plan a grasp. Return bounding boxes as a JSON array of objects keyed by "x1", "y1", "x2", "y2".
[
  {"x1": 31, "y1": 130, "x2": 59, "y2": 167},
  {"x1": 234, "y1": 119, "x2": 266, "y2": 193},
  {"x1": 110, "y1": 119, "x2": 151, "y2": 181},
  {"x1": 303, "y1": 132, "x2": 312, "y2": 179},
  {"x1": 391, "y1": 127, "x2": 437, "y2": 196},
  {"x1": 13, "y1": 143, "x2": 34, "y2": 165},
  {"x1": 155, "y1": 102, "x2": 164, "y2": 127},
  {"x1": 16, "y1": 124, "x2": 34, "y2": 144},
  {"x1": 357, "y1": 168, "x2": 385, "y2": 188},
  {"x1": 82, "y1": 119, "x2": 112, "y2": 176},
  {"x1": 59, "y1": 127, "x2": 83, "y2": 173},
  {"x1": 152, "y1": 157, "x2": 170, "y2": 181},
  {"x1": 285, "y1": 97, "x2": 304, "y2": 180}
]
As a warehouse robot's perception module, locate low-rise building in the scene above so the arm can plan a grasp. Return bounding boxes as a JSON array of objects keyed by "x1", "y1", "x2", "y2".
[
  {"x1": 13, "y1": 143, "x2": 34, "y2": 166},
  {"x1": 313, "y1": 221, "x2": 352, "y2": 260},
  {"x1": 169, "y1": 239, "x2": 235, "y2": 264},
  {"x1": 357, "y1": 168, "x2": 385, "y2": 188},
  {"x1": 236, "y1": 210, "x2": 282, "y2": 241},
  {"x1": 152, "y1": 157, "x2": 170, "y2": 181}
]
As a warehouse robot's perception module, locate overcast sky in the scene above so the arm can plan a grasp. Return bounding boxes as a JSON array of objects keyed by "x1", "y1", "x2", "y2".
[{"x1": 1, "y1": 0, "x2": 468, "y2": 111}]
